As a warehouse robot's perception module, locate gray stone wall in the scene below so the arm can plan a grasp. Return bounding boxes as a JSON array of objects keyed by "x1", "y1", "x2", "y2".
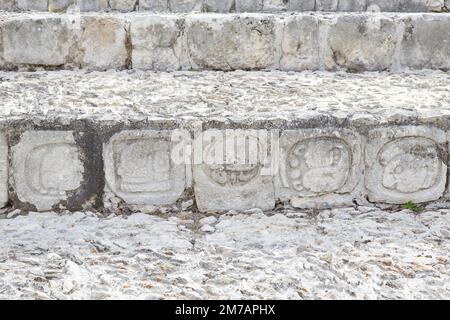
[
  {"x1": 0, "y1": 13, "x2": 448, "y2": 71},
  {"x1": 0, "y1": 0, "x2": 448, "y2": 12}
]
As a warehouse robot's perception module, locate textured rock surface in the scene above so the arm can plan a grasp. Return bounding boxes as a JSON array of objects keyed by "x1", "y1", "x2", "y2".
[
  {"x1": 0, "y1": 12, "x2": 448, "y2": 71},
  {"x1": 0, "y1": 70, "x2": 447, "y2": 124},
  {"x1": 0, "y1": 0, "x2": 447, "y2": 12},
  {"x1": 0, "y1": 70, "x2": 448, "y2": 211},
  {"x1": 11, "y1": 131, "x2": 84, "y2": 211},
  {"x1": 0, "y1": 207, "x2": 449, "y2": 299},
  {"x1": 103, "y1": 130, "x2": 190, "y2": 207}
]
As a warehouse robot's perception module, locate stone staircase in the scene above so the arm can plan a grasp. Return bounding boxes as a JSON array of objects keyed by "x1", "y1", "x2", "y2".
[{"x1": 0, "y1": 0, "x2": 448, "y2": 213}]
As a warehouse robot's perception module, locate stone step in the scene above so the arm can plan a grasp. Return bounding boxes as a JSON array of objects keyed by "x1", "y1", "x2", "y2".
[
  {"x1": 0, "y1": 70, "x2": 449, "y2": 212},
  {"x1": 0, "y1": 0, "x2": 448, "y2": 13},
  {"x1": 0, "y1": 12, "x2": 449, "y2": 72}
]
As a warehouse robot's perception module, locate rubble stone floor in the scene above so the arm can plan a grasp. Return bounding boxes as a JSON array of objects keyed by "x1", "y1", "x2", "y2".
[{"x1": 0, "y1": 206, "x2": 449, "y2": 300}]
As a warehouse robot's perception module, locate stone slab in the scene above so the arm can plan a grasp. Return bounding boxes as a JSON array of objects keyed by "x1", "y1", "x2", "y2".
[
  {"x1": 365, "y1": 126, "x2": 448, "y2": 204},
  {"x1": 11, "y1": 131, "x2": 85, "y2": 211},
  {"x1": 0, "y1": 70, "x2": 448, "y2": 211},
  {"x1": 276, "y1": 128, "x2": 363, "y2": 209},
  {"x1": 0, "y1": 12, "x2": 449, "y2": 72},
  {"x1": 193, "y1": 130, "x2": 275, "y2": 212},
  {"x1": 104, "y1": 130, "x2": 190, "y2": 206}
]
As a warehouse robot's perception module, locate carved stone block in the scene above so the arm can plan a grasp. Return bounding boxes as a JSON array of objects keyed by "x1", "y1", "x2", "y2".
[
  {"x1": 276, "y1": 129, "x2": 363, "y2": 208},
  {"x1": 12, "y1": 131, "x2": 84, "y2": 211},
  {"x1": 104, "y1": 130, "x2": 189, "y2": 206},
  {"x1": 365, "y1": 126, "x2": 447, "y2": 204},
  {"x1": 193, "y1": 130, "x2": 275, "y2": 212}
]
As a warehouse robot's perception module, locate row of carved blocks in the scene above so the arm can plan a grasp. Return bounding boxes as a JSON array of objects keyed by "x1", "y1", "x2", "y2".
[{"x1": 0, "y1": 125, "x2": 448, "y2": 212}]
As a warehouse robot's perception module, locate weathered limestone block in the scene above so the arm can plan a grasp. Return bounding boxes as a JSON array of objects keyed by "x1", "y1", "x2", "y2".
[
  {"x1": 0, "y1": 0, "x2": 16, "y2": 10},
  {"x1": 130, "y1": 15, "x2": 182, "y2": 71},
  {"x1": 400, "y1": 14, "x2": 450, "y2": 70},
  {"x1": 78, "y1": 0, "x2": 109, "y2": 11},
  {"x1": 168, "y1": 0, "x2": 202, "y2": 12},
  {"x1": 139, "y1": 0, "x2": 168, "y2": 11},
  {"x1": 49, "y1": 0, "x2": 75, "y2": 12},
  {"x1": 1, "y1": 16, "x2": 78, "y2": 67},
  {"x1": 315, "y1": 0, "x2": 338, "y2": 11},
  {"x1": 16, "y1": 0, "x2": 48, "y2": 11},
  {"x1": 263, "y1": 0, "x2": 288, "y2": 11},
  {"x1": 104, "y1": 130, "x2": 189, "y2": 206},
  {"x1": 12, "y1": 131, "x2": 84, "y2": 211},
  {"x1": 287, "y1": 0, "x2": 315, "y2": 11},
  {"x1": 365, "y1": 126, "x2": 447, "y2": 204},
  {"x1": 79, "y1": 16, "x2": 129, "y2": 70},
  {"x1": 280, "y1": 14, "x2": 320, "y2": 71},
  {"x1": 367, "y1": 0, "x2": 442, "y2": 12},
  {"x1": 236, "y1": 0, "x2": 264, "y2": 12},
  {"x1": 186, "y1": 14, "x2": 277, "y2": 70},
  {"x1": 109, "y1": 0, "x2": 138, "y2": 11},
  {"x1": 203, "y1": 0, "x2": 234, "y2": 12},
  {"x1": 337, "y1": 0, "x2": 367, "y2": 11},
  {"x1": 324, "y1": 14, "x2": 399, "y2": 71},
  {"x1": 193, "y1": 130, "x2": 275, "y2": 212},
  {"x1": 276, "y1": 129, "x2": 363, "y2": 209},
  {"x1": 0, "y1": 133, "x2": 7, "y2": 208}
]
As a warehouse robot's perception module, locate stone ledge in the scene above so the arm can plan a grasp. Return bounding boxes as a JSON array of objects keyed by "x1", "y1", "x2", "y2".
[
  {"x1": 0, "y1": 12, "x2": 449, "y2": 71},
  {"x1": 0, "y1": 0, "x2": 448, "y2": 13},
  {"x1": 0, "y1": 70, "x2": 449, "y2": 212}
]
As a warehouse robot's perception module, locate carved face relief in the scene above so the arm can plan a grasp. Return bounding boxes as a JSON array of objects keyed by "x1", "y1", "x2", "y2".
[
  {"x1": 379, "y1": 137, "x2": 442, "y2": 194},
  {"x1": 25, "y1": 143, "x2": 83, "y2": 196},
  {"x1": 286, "y1": 137, "x2": 351, "y2": 195},
  {"x1": 114, "y1": 139, "x2": 172, "y2": 193}
]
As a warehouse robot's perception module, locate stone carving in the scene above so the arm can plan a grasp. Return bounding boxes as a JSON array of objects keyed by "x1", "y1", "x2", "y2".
[
  {"x1": 104, "y1": 130, "x2": 188, "y2": 205},
  {"x1": 12, "y1": 131, "x2": 84, "y2": 211},
  {"x1": 286, "y1": 137, "x2": 351, "y2": 195},
  {"x1": 276, "y1": 129, "x2": 362, "y2": 209},
  {"x1": 365, "y1": 126, "x2": 447, "y2": 204},
  {"x1": 0, "y1": 133, "x2": 8, "y2": 208},
  {"x1": 25, "y1": 143, "x2": 82, "y2": 196},
  {"x1": 193, "y1": 130, "x2": 275, "y2": 212}
]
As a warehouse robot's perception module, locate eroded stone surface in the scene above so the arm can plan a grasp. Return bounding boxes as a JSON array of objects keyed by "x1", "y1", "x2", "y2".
[
  {"x1": 193, "y1": 130, "x2": 275, "y2": 212},
  {"x1": 280, "y1": 14, "x2": 320, "y2": 71},
  {"x1": 104, "y1": 130, "x2": 189, "y2": 206},
  {"x1": 277, "y1": 129, "x2": 363, "y2": 208},
  {"x1": 0, "y1": 132, "x2": 7, "y2": 208},
  {"x1": 79, "y1": 16, "x2": 129, "y2": 70},
  {"x1": 0, "y1": 70, "x2": 448, "y2": 124},
  {"x1": 1, "y1": 16, "x2": 78, "y2": 67},
  {"x1": 130, "y1": 14, "x2": 182, "y2": 71},
  {"x1": 185, "y1": 14, "x2": 277, "y2": 70},
  {"x1": 400, "y1": 14, "x2": 450, "y2": 70},
  {"x1": 324, "y1": 14, "x2": 400, "y2": 71},
  {"x1": 365, "y1": 126, "x2": 448, "y2": 204},
  {"x1": 12, "y1": 131, "x2": 84, "y2": 211}
]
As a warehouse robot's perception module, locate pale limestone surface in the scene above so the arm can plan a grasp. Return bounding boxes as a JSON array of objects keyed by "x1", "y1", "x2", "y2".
[
  {"x1": 79, "y1": 16, "x2": 129, "y2": 69},
  {"x1": 0, "y1": 70, "x2": 447, "y2": 124},
  {"x1": 0, "y1": 133, "x2": 7, "y2": 208},
  {"x1": 184, "y1": 14, "x2": 278, "y2": 70},
  {"x1": 276, "y1": 129, "x2": 363, "y2": 209},
  {"x1": 130, "y1": 14, "x2": 182, "y2": 71},
  {"x1": 0, "y1": 0, "x2": 448, "y2": 12},
  {"x1": 104, "y1": 130, "x2": 189, "y2": 206},
  {"x1": 193, "y1": 130, "x2": 275, "y2": 212},
  {"x1": 365, "y1": 126, "x2": 448, "y2": 204},
  {"x1": 1, "y1": 15, "x2": 79, "y2": 67},
  {"x1": 0, "y1": 207, "x2": 449, "y2": 299},
  {"x1": 1, "y1": 12, "x2": 448, "y2": 72},
  {"x1": 11, "y1": 131, "x2": 84, "y2": 211}
]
